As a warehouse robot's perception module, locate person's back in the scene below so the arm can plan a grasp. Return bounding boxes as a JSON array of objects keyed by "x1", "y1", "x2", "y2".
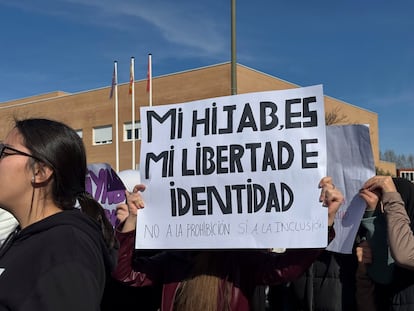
[{"x1": 268, "y1": 250, "x2": 357, "y2": 311}]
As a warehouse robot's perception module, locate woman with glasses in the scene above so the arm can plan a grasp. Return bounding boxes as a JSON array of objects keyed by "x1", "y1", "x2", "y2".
[{"x1": 0, "y1": 118, "x2": 117, "y2": 311}]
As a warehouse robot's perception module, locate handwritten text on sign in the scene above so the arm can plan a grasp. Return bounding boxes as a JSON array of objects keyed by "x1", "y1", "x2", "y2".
[
  {"x1": 85, "y1": 163, "x2": 126, "y2": 226},
  {"x1": 139, "y1": 85, "x2": 327, "y2": 249}
]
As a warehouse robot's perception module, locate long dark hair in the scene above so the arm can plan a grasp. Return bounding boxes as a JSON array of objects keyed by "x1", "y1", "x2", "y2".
[{"x1": 15, "y1": 118, "x2": 116, "y2": 249}]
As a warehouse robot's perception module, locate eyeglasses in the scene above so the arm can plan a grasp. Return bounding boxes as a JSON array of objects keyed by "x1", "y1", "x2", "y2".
[{"x1": 0, "y1": 143, "x2": 41, "y2": 161}]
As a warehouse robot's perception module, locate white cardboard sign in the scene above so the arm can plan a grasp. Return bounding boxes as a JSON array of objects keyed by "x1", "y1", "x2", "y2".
[{"x1": 138, "y1": 85, "x2": 327, "y2": 249}]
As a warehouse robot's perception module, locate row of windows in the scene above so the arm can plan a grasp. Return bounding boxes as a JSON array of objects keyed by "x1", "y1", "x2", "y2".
[
  {"x1": 76, "y1": 122, "x2": 142, "y2": 145},
  {"x1": 400, "y1": 171, "x2": 414, "y2": 182}
]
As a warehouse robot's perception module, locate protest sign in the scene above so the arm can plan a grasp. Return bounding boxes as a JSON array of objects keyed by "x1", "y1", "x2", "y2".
[
  {"x1": 138, "y1": 85, "x2": 327, "y2": 249},
  {"x1": 85, "y1": 163, "x2": 126, "y2": 226},
  {"x1": 326, "y1": 124, "x2": 375, "y2": 254}
]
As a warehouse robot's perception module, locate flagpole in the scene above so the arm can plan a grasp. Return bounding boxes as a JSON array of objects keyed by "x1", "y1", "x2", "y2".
[
  {"x1": 148, "y1": 53, "x2": 153, "y2": 107},
  {"x1": 231, "y1": 0, "x2": 237, "y2": 95},
  {"x1": 113, "y1": 61, "x2": 120, "y2": 172},
  {"x1": 130, "y1": 57, "x2": 136, "y2": 169}
]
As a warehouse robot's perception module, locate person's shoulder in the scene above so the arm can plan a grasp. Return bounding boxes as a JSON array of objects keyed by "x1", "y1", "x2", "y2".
[
  {"x1": 48, "y1": 210, "x2": 102, "y2": 239},
  {"x1": 38, "y1": 212, "x2": 102, "y2": 253}
]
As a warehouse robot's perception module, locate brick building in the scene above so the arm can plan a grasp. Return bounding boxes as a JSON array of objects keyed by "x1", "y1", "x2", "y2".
[
  {"x1": 0, "y1": 62, "x2": 395, "y2": 174},
  {"x1": 397, "y1": 168, "x2": 414, "y2": 182}
]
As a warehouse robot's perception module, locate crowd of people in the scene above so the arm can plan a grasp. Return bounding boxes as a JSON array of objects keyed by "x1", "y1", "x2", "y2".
[{"x1": 0, "y1": 117, "x2": 413, "y2": 310}]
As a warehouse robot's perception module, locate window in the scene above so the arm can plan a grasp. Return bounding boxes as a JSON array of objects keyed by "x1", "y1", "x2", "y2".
[
  {"x1": 93, "y1": 125, "x2": 112, "y2": 145},
  {"x1": 75, "y1": 129, "x2": 83, "y2": 138},
  {"x1": 124, "y1": 121, "x2": 141, "y2": 141},
  {"x1": 400, "y1": 171, "x2": 414, "y2": 182}
]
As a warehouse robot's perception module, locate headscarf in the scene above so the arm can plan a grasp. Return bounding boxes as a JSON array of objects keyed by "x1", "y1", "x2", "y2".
[{"x1": 359, "y1": 205, "x2": 394, "y2": 284}]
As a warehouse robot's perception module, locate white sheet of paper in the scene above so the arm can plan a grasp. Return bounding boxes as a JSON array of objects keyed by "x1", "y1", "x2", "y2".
[{"x1": 326, "y1": 124, "x2": 376, "y2": 254}]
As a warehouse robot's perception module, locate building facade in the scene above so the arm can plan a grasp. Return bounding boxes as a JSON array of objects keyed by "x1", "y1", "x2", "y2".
[
  {"x1": 0, "y1": 63, "x2": 395, "y2": 174},
  {"x1": 397, "y1": 168, "x2": 414, "y2": 182}
]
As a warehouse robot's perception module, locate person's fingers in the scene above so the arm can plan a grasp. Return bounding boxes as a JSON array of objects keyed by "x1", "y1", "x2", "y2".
[
  {"x1": 115, "y1": 203, "x2": 129, "y2": 222},
  {"x1": 362, "y1": 176, "x2": 396, "y2": 193},
  {"x1": 359, "y1": 189, "x2": 377, "y2": 200},
  {"x1": 133, "y1": 183, "x2": 146, "y2": 193},
  {"x1": 134, "y1": 197, "x2": 145, "y2": 209},
  {"x1": 357, "y1": 240, "x2": 373, "y2": 264},
  {"x1": 325, "y1": 189, "x2": 344, "y2": 214},
  {"x1": 125, "y1": 190, "x2": 145, "y2": 217},
  {"x1": 379, "y1": 176, "x2": 397, "y2": 193},
  {"x1": 130, "y1": 193, "x2": 145, "y2": 208},
  {"x1": 319, "y1": 176, "x2": 333, "y2": 188},
  {"x1": 359, "y1": 189, "x2": 379, "y2": 210},
  {"x1": 356, "y1": 246, "x2": 363, "y2": 262},
  {"x1": 116, "y1": 206, "x2": 128, "y2": 214},
  {"x1": 116, "y1": 203, "x2": 128, "y2": 213},
  {"x1": 319, "y1": 178, "x2": 338, "y2": 204},
  {"x1": 320, "y1": 185, "x2": 343, "y2": 206}
]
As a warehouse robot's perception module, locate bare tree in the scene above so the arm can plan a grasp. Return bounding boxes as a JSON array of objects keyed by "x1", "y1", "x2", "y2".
[
  {"x1": 381, "y1": 149, "x2": 414, "y2": 169},
  {"x1": 325, "y1": 106, "x2": 349, "y2": 125},
  {"x1": 382, "y1": 150, "x2": 398, "y2": 163},
  {"x1": 408, "y1": 155, "x2": 414, "y2": 168},
  {"x1": 324, "y1": 107, "x2": 414, "y2": 170}
]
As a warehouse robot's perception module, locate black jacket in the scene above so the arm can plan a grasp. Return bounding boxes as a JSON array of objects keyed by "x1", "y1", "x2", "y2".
[
  {"x1": 0, "y1": 209, "x2": 115, "y2": 311},
  {"x1": 268, "y1": 250, "x2": 357, "y2": 311}
]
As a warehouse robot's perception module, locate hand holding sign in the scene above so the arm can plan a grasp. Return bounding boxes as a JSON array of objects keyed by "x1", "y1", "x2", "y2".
[
  {"x1": 318, "y1": 176, "x2": 344, "y2": 226},
  {"x1": 120, "y1": 184, "x2": 146, "y2": 233},
  {"x1": 358, "y1": 176, "x2": 396, "y2": 228},
  {"x1": 115, "y1": 203, "x2": 129, "y2": 223}
]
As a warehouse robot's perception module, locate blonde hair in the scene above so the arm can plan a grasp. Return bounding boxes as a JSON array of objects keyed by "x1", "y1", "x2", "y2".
[{"x1": 174, "y1": 252, "x2": 232, "y2": 311}]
